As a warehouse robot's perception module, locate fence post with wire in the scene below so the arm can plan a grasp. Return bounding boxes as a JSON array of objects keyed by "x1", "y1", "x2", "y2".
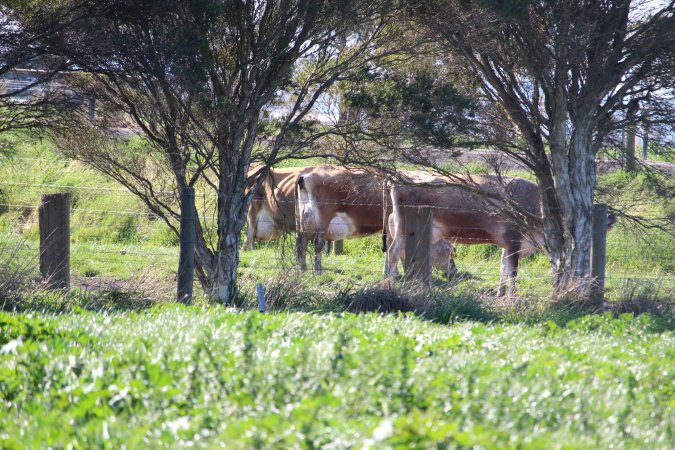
[
  {"x1": 403, "y1": 205, "x2": 432, "y2": 287},
  {"x1": 177, "y1": 186, "x2": 196, "y2": 304},
  {"x1": 590, "y1": 203, "x2": 608, "y2": 310},
  {"x1": 39, "y1": 192, "x2": 70, "y2": 289}
]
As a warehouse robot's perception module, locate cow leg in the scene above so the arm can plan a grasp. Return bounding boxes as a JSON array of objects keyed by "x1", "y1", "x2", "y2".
[
  {"x1": 508, "y1": 248, "x2": 519, "y2": 297},
  {"x1": 498, "y1": 244, "x2": 520, "y2": 297},
  {"x1": 498, "y1": 248, "x2": 508, "y2": 296},
  {"x1": 446, "y1": 258, "x2": 458, "y2": 279},
  {"x1": 313, "y1": 233, "x2": 326, "y2": 274},
  {"x1": 386, "y1": 213, "x2": 403, "y2": 278},
  {"x1": 296, "y1": 232, "x2": 308, "y2": 271},
  {"x1": 244, "y1": 222, "x2": 255, "y2": 251},
  {"x1": 383, "y1": 215, "x2": 393, "y2": 276},
  {"x1": 324, "y1": 240, "x2": 331, "y2": 256}
]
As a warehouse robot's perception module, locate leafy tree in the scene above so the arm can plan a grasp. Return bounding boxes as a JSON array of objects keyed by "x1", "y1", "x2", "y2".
[
  {"x1": 398, "y1": 0, "x2": 675, "y2": 293},
  {"x1": 53, "y1": 0, "x2": 405, "y2": 303},
  {"x1": 0, "y1": 1, "x2": 87, "y2": 139}
]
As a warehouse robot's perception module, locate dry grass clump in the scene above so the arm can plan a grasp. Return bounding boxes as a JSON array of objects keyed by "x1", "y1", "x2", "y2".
[
  {"x1": 0, "y1": 237, "x2": 37, "y2": 308},
  {"x1": 606, "y1": 279, "x2": 674, "y2": 316},
  {"x1": 347, "y1": 286, "x2": 418, "y2": 314},
  {"x1": 238, "y1": 270, "x2": 334, "y2": 312}
]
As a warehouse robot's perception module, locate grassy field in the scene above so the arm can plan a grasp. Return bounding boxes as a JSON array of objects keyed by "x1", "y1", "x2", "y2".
[
  {"x1": 1, "y1": 132, "x2": 673, "y2": 304},
  {"x1": 1, "y1": 133, "x2": 674, "y2": 448},
  {"x1": 1, "y1": 307, "x2": 673, "y2": 449}
]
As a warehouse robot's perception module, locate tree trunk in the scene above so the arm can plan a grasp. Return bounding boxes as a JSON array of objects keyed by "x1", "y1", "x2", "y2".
[
  {"x1": 641, "y1": 121, "x2": 649, "y2": 160},
  {"x1": 211, "y1": 187, "x2": 249, "y2": 304},
  {"x1": 544, "y1": 125, "x2": 596, "y2": 295},
  {"x1": 187, "y1": 155, "x2": 253, "y2": 305},
  {"x1": 214, "y1": 228, "x2": 242, "y2": 304}
]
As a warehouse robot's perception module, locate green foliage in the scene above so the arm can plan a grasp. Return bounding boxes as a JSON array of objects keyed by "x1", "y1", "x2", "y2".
[
  {"x1": 478, "y1": 0, "x2": 531, "y2": 18},
  {"x1": 344, "y1": 68, "x2": 476, "y2": 147},
  {"x1": 0, "y1": 308, "x2": 672, "y2": 448}
]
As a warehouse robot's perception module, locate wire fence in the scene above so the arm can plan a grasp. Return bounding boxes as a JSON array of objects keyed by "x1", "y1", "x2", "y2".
[{"x1": 0, "y1": 179, "x2": 672, "y2": 300}]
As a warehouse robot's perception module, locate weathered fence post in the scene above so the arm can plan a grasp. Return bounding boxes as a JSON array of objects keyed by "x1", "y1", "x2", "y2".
[
  {"x1": 39, "y1": 193, "x2": 70, "y2": 289},
  {"x1": 333, "y1": 240, "x2": 344, "y2": 255},
  {"x1": 403, "y1": 206, "x2": 432, "y2": 286},
  {"x1": 590, "y1": 203, "x2": 607, "y2": 311},
  {"x1": 177, "y1": 186, "x2": 195, "y2": 304},
  {"x1": 624, "y1": 100, "x2": 639, "y2": 171}
]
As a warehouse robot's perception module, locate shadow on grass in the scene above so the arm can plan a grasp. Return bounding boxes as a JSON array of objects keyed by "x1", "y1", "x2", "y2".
[
  {"x1": 3, "y1": 287, "x2": 166, "y2": 314},
  {"x1": 3, "y1": 269, "x2": 673, "y2": 333}
]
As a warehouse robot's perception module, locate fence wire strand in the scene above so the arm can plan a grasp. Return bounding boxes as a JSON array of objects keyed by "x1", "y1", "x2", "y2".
[{"x1": 1, "y1": 183, "x2": 672, "y2": 295}]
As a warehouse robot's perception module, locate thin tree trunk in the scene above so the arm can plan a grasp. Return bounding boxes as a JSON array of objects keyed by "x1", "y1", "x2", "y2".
[
  {"x1": 213, "y1": 190, "x2": 248, "y2": 304},
  {"x1": 641, "y1": 121, "x2": 649, "y2": 160},
  {"x1": 545, "y1": 126, "x2": 595, "y2": 294}
]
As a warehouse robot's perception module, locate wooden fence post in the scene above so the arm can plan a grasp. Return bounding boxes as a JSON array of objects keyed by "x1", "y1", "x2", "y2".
[
  {"x1": 590, "y1": 203, "x2": 607, "y2": 311},
  {"x1": 177, "y1": 187, "x2": 195, "y2": 304},
  {"x1": 403, "y1": 206, "x2": 432, "y2": 286},
  {"x1": 39, "y1": 193, "x2": 70, "y2": 289},
  {"x1": 333, "y1": 240, "x2": 344, "y2": 255}
]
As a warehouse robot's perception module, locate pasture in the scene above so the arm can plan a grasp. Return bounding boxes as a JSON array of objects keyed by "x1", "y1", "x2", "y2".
[
  {"x1": 0, "y1": 134, "x2": 672, "y2": 304},
  {"x1": 1, "y1": 135, "x2": 674, "y2": 448},
  {"x1": 1, "y1": 308, "x2": 673, "y2": 448}
]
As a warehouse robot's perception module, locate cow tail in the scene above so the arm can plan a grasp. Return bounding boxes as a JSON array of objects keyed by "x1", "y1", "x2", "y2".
[{"x1": 381, "y1": 180, "x2": 388, "y2": 252}]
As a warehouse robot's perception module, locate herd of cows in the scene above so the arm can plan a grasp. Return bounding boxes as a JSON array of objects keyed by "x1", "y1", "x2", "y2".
[{"x1": 244, "y1": 165, "x2": 547, "y2": 296}]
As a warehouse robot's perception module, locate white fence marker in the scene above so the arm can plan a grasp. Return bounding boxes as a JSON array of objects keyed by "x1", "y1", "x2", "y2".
[{"x1": 256, "y1": 283, "x2": 267, "y2": 312}]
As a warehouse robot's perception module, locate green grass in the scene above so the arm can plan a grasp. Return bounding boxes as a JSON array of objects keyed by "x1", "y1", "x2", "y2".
[
  {"x1": 1, "y1": 134, "x2": 674, "y2": 448},
  {"x1": 0, "y1": 132, "x2": 673, "y2": 301},
  {"x1": 0, "y1": 308, "x2": 673, "y2": 448}
]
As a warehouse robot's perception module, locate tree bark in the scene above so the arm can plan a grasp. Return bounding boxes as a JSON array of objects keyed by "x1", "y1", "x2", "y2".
[
  {"x1": 544, "y1": 123, "x2": 595, "y2": 294},
  {"x1": 642, "y1": 122, "x2": 649, "y2": 160}
]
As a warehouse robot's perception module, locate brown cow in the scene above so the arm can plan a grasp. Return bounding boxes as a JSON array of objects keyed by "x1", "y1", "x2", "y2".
[
  {"x1": 387, "y1": 175, "x2": 543, "y2": 296},
  {"x1": 244, "y1": 166, "x2": 309, "y2": 250},
  {"x1": 295, "y1": 165, "x2": 457, "y2": 276},
  {"x1": 295, "y1": 166, "x2": 383, "y2": 272}
]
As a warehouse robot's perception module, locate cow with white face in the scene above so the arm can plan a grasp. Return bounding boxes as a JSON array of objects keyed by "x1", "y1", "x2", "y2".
[
  {"x1": 295, "y1": 166, "x2": 383, "y2": 272},
  {"x1": 295, "y1": 165, "x2": 457, "y2": 276},
  {"x1": 387, "y1": 175, "x2": 544, "y2": 297},
  {"x1": 245, "y1": 166, "x2": 310, "y2": 250}
]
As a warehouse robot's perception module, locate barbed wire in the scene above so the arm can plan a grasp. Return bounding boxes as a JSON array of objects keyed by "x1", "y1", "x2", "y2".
[
  {"x1": 0, "y1": 181, "x2": 134, "y2": 193},
  {"x1": 0, "y1": 203, "x2": 163, "y2": 218},
  {"x1": 4, "y1": 238, "x2": 671, "y2": 280},
  {"x1": 1, "y1": 204, "x2": 667, "y2": 235},
  {"x1": 0, "y1": 181, "x2": 667, "y2": 208},
  {"x1": 1, "y1": 183, "x2": 670, "y2": 287},
  {"x1": 0, "y1": 156, "x2": 74, "y2": 164},
  {"x1": 72, "y1": 247, "x2": 176, "y2": 258},
  {"x1": 2, "y1": 218, "x2": 671, "y2": 259}
]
